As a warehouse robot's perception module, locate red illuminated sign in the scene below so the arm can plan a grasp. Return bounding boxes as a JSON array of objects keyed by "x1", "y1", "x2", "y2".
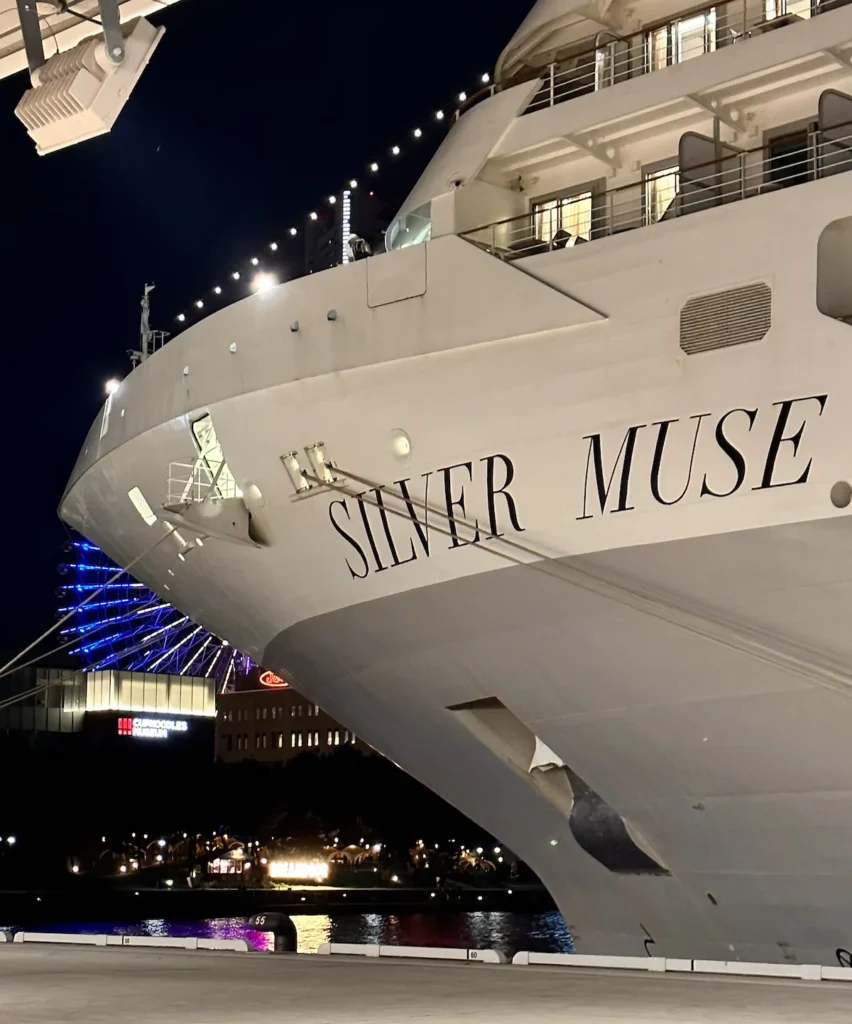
[
  {"x1": 259, "y1": 670, "x2": 289, "y2": 689},
  {"x1": 117, "y1": 717, "x2": 133, "y2": 736}
]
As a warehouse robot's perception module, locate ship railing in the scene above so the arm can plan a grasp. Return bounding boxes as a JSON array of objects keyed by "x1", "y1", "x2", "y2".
[
  {"x1": 524, "y1": 0, "x2": 852, "y2": 114},
  {"x1": 459, "y1": 122, "x2": 852, "y2": 259},
  {"x1": 453, "y1": 84, "x2": 499, "y2": 122},
  {"x1": 167, "y1": 458, "x2": 238, "y2": 506}
]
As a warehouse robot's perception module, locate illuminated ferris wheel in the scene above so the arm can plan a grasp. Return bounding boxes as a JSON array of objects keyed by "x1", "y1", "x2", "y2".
[{"x1": 57, "y1": 537, "x2": 250, "y2": 690}]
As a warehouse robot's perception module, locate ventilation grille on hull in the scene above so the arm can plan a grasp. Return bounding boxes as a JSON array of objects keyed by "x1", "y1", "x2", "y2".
[{"x1": 679, "y1": 282, "x2": 771, "y2": 355}]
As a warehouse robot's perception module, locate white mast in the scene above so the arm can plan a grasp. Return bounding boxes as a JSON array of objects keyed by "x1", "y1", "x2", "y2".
[{"x1": 129, "y1": 283, "x2": 169, "y2": 368}]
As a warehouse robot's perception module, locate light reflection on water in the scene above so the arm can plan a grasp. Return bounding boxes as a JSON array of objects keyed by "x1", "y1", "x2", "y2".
[{"x1": 40, "y1": 912, "x2": 573, "y2": 955}]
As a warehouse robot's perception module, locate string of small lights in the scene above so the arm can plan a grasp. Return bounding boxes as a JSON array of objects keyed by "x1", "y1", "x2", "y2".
[
  {"x1": 83, "y1": 72, "x2": 498, "y2": 683},
  {"x1": 166, "y1": 73, "x2": 496, "y2": 336}
]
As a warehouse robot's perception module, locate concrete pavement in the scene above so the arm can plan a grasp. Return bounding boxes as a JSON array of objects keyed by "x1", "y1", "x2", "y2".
[{"x1": 1, "y1": 944, "x2": 850, "y2": 1022}]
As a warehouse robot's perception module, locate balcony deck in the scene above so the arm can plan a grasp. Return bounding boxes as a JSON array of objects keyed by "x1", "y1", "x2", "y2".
[
  {"x1": 461, "y1": 119, "x2": 852, "y2": 259},
  {"x1": 519, "y1": 0, "x2": 852, "y2": 115}
]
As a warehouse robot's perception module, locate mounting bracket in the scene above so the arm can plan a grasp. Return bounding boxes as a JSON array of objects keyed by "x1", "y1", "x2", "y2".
[
  {"x1": 564, "y1": 133, "x2": 621, "y2": 171},
  {"x1": 15, "y1": 0, "x2": 44, "y2": 74},
  {"x1": 15, "y1": 0, "x2": 125, "y2": 76},
  {"x1": 688, "y1": 94, "x2": 751, "y2": 135},
  {"x1": 98, "y1": 0, "x2": 125, "y2": 65}
]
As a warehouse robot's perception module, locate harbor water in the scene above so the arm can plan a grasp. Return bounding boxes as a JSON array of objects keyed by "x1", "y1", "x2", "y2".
[{"x1": 25, "y1": 911, "x2": 575, "y2": 955}]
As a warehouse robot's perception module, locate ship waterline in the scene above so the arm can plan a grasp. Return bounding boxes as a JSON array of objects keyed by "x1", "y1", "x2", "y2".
[{"x1": 60, "y1": 0, "x2": 852, "y2": 968}]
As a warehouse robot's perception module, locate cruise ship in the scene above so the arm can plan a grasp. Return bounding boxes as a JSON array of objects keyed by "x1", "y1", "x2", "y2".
[{"x1": 61, "y1": 0, "x2": 852, "y2": 966}]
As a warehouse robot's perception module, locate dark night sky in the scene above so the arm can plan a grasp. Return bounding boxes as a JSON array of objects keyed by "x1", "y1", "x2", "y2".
[{"x1": 0, "y1": 0, "x2": 522, "y2": 643}]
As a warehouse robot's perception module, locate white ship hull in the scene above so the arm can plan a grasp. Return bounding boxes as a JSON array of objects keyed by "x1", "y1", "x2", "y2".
[{"x1": 62, "y1": 163, "x2": 852, "y2": 964}]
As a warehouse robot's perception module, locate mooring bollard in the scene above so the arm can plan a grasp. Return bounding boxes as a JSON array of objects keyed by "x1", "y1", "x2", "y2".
[{"x1": 248, "y1": 912, "x2": 298, "y2": 953}]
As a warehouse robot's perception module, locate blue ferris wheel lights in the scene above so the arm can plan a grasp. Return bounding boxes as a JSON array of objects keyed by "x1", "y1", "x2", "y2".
[
  {"x1": 62, "y1": 606, "x2": 160, "y2": 637},
  {"x1": 57, "y1": 596, "x2": 151, "y2": 615},
  {"x1": 71, "y1": 582, "x2": 147, "y2": 593},
  {"x1": 60, "y1": 537, "x2": 250, "y2": 687}
]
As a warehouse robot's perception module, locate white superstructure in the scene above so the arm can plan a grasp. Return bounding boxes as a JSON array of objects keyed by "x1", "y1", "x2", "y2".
[{"x1": 62, "y1": 0, "x2": 852, "y2": 966}]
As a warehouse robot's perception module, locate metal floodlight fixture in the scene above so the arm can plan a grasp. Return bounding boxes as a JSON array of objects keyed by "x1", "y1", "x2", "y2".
[{"x1": 15, "y1": 13, "x2": 166, "y2": 156}]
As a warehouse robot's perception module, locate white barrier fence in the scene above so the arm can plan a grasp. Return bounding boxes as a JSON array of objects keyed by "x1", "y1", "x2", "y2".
[
  {"x1": 512, "y1": 951, "x2": 852, "y2": 982},
  {"x1": 5, "y1": 931, "x2": 852, "y2": 981},
  {"x1": 317, "y1": 942, "x2": 506, "y2": 963},
  {"x1": 11, "y1": 932, "x2": 251, "y2": 952}
]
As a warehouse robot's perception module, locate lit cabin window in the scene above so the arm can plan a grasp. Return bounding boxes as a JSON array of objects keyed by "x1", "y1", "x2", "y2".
[
  {"x1": 533, "y1": 192, "x2": 592, "y2": 245},
  {"x1": 765, "y1": 0, "x2": 810, "y2": 18},
  {"x1": 647, "y1": 9, "x2": 716, "y2": 70},
  {"x1": 645, "y1": 165, "x2": 680, "y2": 224}
]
